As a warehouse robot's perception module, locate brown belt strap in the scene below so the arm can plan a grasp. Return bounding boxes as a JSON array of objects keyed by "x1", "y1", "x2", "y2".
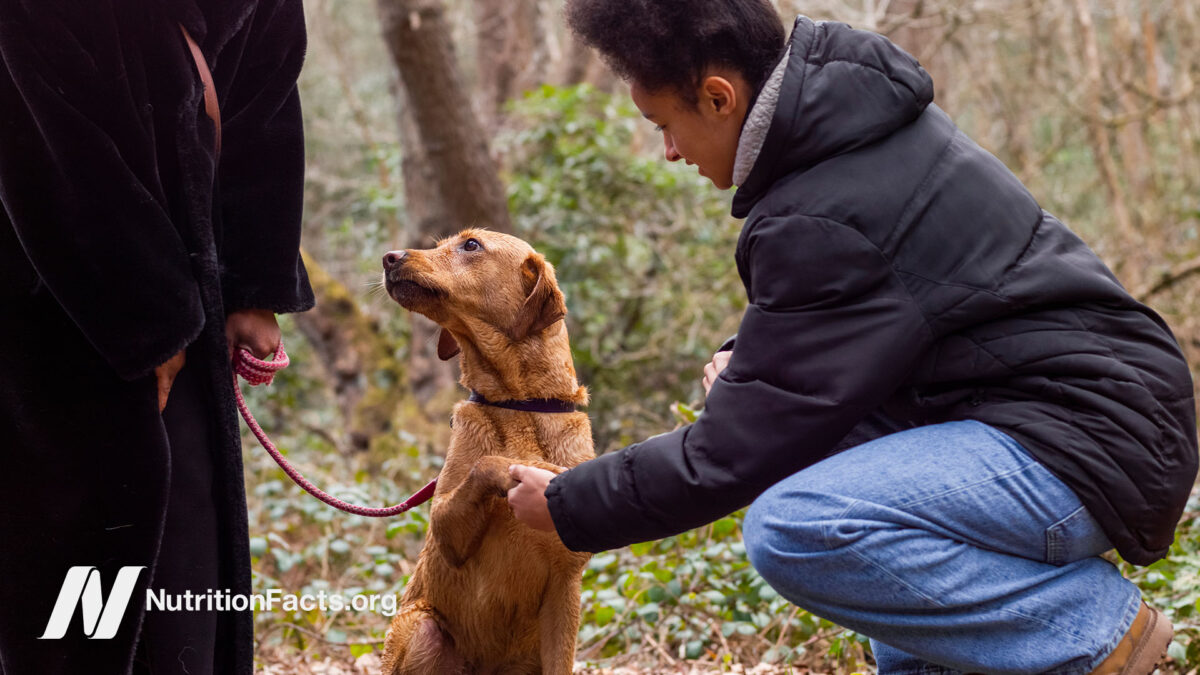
[{"x1": 179, "y1": 24, "x2": 222, "y2": 157}]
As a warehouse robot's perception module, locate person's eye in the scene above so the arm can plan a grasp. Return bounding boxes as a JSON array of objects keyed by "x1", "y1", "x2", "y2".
[
  {"x1": 462, "y1": 238, "x2": 482, "y2": 252},
  {"x1": 654, "y1": 124, "x2": 665, "y2": 132}
]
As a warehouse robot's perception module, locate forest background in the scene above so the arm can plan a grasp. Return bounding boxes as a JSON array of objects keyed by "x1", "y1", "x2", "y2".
[{"x1": 244, "y1": 0, "x2": 1200, "y2": 672}]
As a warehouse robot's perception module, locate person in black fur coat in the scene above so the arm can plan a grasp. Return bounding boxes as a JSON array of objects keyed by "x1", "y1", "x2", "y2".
[{"x1": 0, "y1": 0, "x2": 314, "y2": 673}]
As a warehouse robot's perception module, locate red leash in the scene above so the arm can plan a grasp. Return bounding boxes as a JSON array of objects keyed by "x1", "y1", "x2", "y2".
[
  {"x1": 184, "y1": 28, "x2": 433, "y2": 517},
  {"x1": 232, "y1": 342, "x2": 438, "y2": 517}
]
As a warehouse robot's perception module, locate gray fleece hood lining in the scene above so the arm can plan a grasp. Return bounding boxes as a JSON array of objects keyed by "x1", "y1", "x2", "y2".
[{"x1": 733, "y1": 45, "x2": 792, "y2": 187}]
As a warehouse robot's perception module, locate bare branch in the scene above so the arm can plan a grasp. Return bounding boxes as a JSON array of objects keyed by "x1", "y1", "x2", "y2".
[{"x1": 1135, "y1": 257, "x2": 1200, "y2": 302}]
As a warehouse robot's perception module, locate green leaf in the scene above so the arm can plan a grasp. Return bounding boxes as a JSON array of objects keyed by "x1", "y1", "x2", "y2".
[
  {"x1": 762, "y1": 646, "x2": 790, "y2": 663},
  {"x1": 594, "y1": 605, "x2": 615, "y2": 626},
  {"x1": 636, "y1": 602, "x2": 660, "y2": 624},
  {"x1": 249, "y1": 537, "x2": 268, "y2": 557},
  {"x1": 589, "y1": 553, "x2": 617, "y2": 571},
  {"x1": 712, "y1": 518, "x2": 738, "y2": 537}
]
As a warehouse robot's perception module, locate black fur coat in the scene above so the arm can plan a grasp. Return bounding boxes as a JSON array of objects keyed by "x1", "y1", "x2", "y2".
[{"x1": 0, "y1": 0, "x2": 313, "y2": 672}]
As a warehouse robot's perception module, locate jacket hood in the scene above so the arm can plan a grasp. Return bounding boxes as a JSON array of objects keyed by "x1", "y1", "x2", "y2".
[{"x1": 731, "y1": 16, "x2": 934, "y2": 218}]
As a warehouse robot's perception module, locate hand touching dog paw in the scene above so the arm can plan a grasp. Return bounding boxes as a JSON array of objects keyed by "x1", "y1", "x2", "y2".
[
  {"x1": 470, "y1": 455, "x2": 521, "y2": 497},
  {"x1": 507, "y1": 464, "x2": 559, "y2": 533}
]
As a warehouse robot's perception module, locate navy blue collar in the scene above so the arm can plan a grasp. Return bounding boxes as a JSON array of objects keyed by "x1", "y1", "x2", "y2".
[{"x1": 468, "y1": 391, "x2": 578, "y2": 414}]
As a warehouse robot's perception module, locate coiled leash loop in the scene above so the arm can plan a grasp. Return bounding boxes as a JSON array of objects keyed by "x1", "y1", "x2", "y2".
[{"x1": 232, "y1": 343, "x2": 438, "y2": 517}]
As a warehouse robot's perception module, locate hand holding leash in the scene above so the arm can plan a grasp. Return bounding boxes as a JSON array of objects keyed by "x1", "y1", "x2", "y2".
[{"x1": 226, "y1": 308, "x2": 280, "y2": 362}]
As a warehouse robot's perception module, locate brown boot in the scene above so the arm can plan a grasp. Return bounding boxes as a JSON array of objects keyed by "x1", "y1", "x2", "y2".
[{"x1": 1088, "y1": 602, "x2": 1173, "y2": 675}]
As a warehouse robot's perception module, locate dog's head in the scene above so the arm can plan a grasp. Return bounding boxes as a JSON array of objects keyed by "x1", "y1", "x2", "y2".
[{"x1": 381, "y1": 229, "x2": 567, "y2": 360}]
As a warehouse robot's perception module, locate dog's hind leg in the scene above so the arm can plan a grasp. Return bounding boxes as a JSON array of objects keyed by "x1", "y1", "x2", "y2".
[
  {"x1": 381, "y1": 602, "x2": 466, "y2": 675},
  {"x1": 537, "y1": 575, "x2": 584, "y2": 675}
]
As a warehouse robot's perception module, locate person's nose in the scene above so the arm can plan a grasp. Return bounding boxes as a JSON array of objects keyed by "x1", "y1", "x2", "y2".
[
  {"x1": 663, "y1": 133, "x2": 682, "y2": 162},
  {"x1": 382, "y1": 250, "x2": 408, "y2": 270}
]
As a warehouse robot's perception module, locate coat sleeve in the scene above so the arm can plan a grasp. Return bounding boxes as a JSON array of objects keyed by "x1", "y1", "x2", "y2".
[
  {"x1": 0, "y1": 9, "x2": 204, "y2": 381},
  {"x1": 214, "y1": 0, "x2": 314, "y2": 315},
  {"x1": 545, "y1": 216, "x2": 934, "y2": 552}
]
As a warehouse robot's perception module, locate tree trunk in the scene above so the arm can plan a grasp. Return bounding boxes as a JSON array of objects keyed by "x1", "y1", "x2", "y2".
[
  {"x1": 377, "y1": 0, "x2": 512, "y2": 238},
  {"x1": 376, "y1": 0, "x2": 513, "y2": 403},
  {"x1": 1071, "y1": 0, "x2": 1141, "y2": 284},
  {"x1": 474, "y1": 0, "x2": 546, "y2": 131},
  {"x1": 1110, "y1": 8, "x2": 1155, "y2": 213}
]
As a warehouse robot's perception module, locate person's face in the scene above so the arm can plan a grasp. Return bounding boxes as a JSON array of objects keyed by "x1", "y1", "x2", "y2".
[{"x1": 630, "y1": 72, "x2": 751, "y2": 190}]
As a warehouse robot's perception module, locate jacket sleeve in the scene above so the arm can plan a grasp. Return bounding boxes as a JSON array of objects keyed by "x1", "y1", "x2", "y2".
[
  {"x1": 545, "y1": 216, "x2": 934, "y2": 552},
  {"x1": 214, "y1": 0, "x2": 314, "y2": 315},
  {"x1": 0, "y1": 9, "x2": 204, "y2": 381}
]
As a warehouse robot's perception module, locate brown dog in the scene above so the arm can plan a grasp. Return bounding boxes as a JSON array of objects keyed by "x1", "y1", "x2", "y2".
[{"x1": 379, "y1": 229, "x2": 593, "y2": 674}]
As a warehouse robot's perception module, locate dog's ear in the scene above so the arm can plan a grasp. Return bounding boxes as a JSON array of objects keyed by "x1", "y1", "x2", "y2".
[
  {"x1": 507, "y1": 253, "x2": 566, "y2": 342},
  {"x1": 437, "y1": 328, "x2": 461, "y2": 360}
]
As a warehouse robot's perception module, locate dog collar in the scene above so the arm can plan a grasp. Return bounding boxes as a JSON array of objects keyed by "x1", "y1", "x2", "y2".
[{"x1": 468, "y1": 391, "x2": 578, "y2": 414}]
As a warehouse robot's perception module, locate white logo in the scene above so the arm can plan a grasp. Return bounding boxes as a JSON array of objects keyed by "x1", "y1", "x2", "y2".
[{"x1": 38, "y1": 566, "x2": 145, "y2": 640}]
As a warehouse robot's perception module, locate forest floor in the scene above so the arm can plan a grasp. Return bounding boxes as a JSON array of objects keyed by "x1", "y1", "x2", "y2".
[
  {"x1": 256, "y1": 647, "x2": 827, "y2": 674},
  {"x1": 255, "y1": 644, "x2": 1197, "y2": 674}
]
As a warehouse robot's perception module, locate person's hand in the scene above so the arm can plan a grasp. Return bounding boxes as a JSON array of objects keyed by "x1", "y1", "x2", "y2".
[
  {"x1": 507, "y1": 464, "x2": 558, "y2": 532},
  {"x1": 155, "y1": 349, "x2": 186, "y2": 412},
  {"x1": 702, "y1": 350, "x2": 732, "y2": 397},
  {"x1": 226, "y1": 308, "x2": 280, "y2": 361}
]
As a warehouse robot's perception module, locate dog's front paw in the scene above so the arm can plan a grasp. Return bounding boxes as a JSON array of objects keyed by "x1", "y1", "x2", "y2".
[{"x1": 470, "y1": 455, "x2": 519, "y2": 497}]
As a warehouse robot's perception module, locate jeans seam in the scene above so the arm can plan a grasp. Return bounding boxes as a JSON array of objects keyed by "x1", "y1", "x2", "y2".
[
  {"x1": 847, "y1": 545, "x2": 946, "y2": 608},
  {"x1": 827, "y1": 499, "x2": 946, "y2": 609},
  {"x1": 1046, "y1": 536, "x2": 1064, "y2": 567},
  {"x1": 895, "y1": 461, "x2": 1036, "y2": 511},
  {"x1": 996, "y1": 604, "x2": 1096, "y2": 648},
  {"x1": 1045, "y1": 505, "x2": 1087, "y2": 566}
]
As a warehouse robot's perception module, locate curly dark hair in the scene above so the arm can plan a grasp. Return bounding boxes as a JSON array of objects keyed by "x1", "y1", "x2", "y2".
[{"x1": 565, "y1": 0, "x2": 786, "y2": 105}]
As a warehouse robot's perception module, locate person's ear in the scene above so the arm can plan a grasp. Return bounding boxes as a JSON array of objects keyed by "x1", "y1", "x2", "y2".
[
  {"x1": 507, "y1": 253, "x2": 567, "y2": 342},
  {"x1": 701, "y1": 75, "x2": 738, "y2": 117}
]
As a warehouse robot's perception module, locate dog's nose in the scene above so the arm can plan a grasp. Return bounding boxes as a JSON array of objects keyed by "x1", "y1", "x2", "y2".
[{"x1": 382, "y1": 250, "x2": 407, "y2": 270}]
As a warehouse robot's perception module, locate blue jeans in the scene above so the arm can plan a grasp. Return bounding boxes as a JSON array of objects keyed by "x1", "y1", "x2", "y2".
[{"x1": 743, "y1": 419, "x2": 1142, "y2": 674}]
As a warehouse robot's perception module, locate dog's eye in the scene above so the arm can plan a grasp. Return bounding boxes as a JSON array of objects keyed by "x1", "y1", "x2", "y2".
[{"x1": 462, "y1": 238, "x2": 482, "y2": 252}]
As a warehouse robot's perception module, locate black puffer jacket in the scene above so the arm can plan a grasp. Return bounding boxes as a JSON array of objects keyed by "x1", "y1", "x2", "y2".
[{"x1": 546, "y1": 16, "x2": 1197, "y2": 566}]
